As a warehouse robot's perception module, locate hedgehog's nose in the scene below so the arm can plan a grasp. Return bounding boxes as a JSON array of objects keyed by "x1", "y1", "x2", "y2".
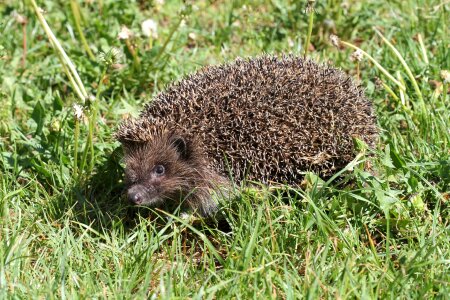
[{"x1": 128, "y1": 190, "x2": 143, "y2": 204}]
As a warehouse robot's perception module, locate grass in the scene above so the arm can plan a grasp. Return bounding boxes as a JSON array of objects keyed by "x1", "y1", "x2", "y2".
[{"x1": 0, "y1": 0, "x2": 449, "y2": 298}]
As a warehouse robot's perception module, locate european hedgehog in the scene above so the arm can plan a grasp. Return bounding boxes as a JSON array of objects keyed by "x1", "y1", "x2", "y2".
[{"x1": 116, "y1": 55, "x2": 378, "y2": 217}]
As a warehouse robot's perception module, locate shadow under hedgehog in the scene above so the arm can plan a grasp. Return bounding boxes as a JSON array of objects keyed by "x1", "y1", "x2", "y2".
[{"x1": 115, "y1": 55, "x2": 378, "y2": 217}]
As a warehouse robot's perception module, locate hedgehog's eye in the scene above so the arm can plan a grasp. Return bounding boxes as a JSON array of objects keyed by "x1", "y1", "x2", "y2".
[{"x1": 154, "y1": 165, "x2": 165, "y2": 176}]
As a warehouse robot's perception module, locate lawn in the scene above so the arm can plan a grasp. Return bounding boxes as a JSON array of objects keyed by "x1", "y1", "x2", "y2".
[{"x1": 0, "y1": 0, "x2": 449, "y2": 298}]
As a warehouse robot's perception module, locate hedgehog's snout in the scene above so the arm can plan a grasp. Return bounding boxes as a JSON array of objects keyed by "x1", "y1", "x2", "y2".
[
  {"x1": 127, "y1": 184, "x2": 159, "y2": 206},
  {"x1": 127, "y1": 185, "x2": 144, "y2": 204}
]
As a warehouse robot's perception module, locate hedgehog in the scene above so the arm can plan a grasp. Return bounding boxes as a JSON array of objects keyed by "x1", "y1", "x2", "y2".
[{"x1": 116, "y1": 55, "x2": 378, "y2": 217}]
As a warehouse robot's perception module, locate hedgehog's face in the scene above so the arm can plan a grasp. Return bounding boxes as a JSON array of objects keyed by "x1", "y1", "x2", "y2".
[{"x1": 122, "y1": 134, "x2": 197, "y2": 208}]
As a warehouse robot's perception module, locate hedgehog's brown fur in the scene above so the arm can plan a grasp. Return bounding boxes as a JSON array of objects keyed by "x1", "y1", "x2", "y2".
[{"x1": 116, "y1": 55, "x2": 378, "y2": 216}]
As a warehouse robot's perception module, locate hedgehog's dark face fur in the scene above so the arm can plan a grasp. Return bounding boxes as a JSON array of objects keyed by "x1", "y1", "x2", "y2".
[{"x1": 122, "y1": 131, "x2": 197, "y2": 207}]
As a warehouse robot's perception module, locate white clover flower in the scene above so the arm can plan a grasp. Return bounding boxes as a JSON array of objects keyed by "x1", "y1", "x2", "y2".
[
  {"x1": 188, "y1": 32, "x2": 197, "y2": 41},
  {"x1": 141, "y1": 19, "x2": 158, "y2": 39},
  {"x1": 440, "y1": 70, "x2": 450, "y2": 84},
  {"x1": 350, "y1": 49, "x2": 363, "y2": 62},
  {"x1": 117, "y1": 25, "x2": 134, "y2": 40},
  {"x1": 329, "y1": 34, "x2": 340, "y2": 48},
  {"x1": 287, "y1": 37, "x2": 295, "y2": 48},
  {"x1": 341, "y1": 1, "x2": 349, "y2": 11},
  {"x1": 109, "y1": 47, "x2": 123, "y2": 62},
  {"x1": 12, "y1": 11, "x2": 27, "y2": 24},
  {"x1": 73, "y1": 104, "x2": 84, "y2": 120},
  {"x1": 323, "y1": 19, "x2": 335, "y2": 30},
  {"x1": 99, "y1": 47, "x2": 123, "y2": 68}
]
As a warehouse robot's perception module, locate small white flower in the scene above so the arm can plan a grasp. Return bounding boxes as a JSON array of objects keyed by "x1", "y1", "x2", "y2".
[
  {"x1": 180, "y1": 19, "x2": 187, "y2": 28},
  {"x1": 287, "y1": 37, "x2": 295, "y2": 48},
  {"x1": 323, "y1": 19, "x2": 335, "y2": 29},
  {"x1": 12, "y1": 11, "x2": 27, "y2": 24},
  {"x1": 350, "y1": 49, "x2": 363, "y2": 62},
  {"x1": 99, "y1": 47, "x2": 123, "y2": 67},
  {"x1": 110, "y1": 47, "x2": 123, "y2": 62},
  {"x1": 155, "y1": 0, "x2": 165, "y2": 5},
  {"x1": 117, "y1": 25, "x2": 134, "y2": 40},
  {"x1": 341, "y1": 1, "x2": 350, "y2": 11},
  {"x1": 440, "y1": 70, "x2": 450, "y2": 84},
  {"x1": 141, "y1": 19, "x2": 158, "y2": 39},
  {"x1": 73, "y1": 104, "x2": 84, "y2": 120},
  {"x1": 329, "y1": 34, "x2": 340, "y2": 48},
  {"x1": 188, "y1": 32, "x2": 197, "y2": 41}
]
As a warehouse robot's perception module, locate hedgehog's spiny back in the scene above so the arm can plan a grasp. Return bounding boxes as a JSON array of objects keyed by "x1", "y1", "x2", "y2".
[{"x1": 121, "y1": 55, "x2": 378, "y2": 184}]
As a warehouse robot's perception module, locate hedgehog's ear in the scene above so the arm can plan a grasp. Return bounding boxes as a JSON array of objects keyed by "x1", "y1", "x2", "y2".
[{"x1": 171, "y1": 136, "x2": 190, "y2": 160}]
